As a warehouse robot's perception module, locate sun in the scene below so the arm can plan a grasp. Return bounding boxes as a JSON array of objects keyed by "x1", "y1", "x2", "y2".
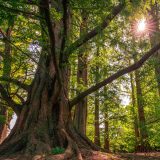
[
  {"x1": 137, "y1": 19, "x2": 146, "y2": 32},
  {"x1": 132, "y1": 16, "x2": 156, "y2": 37},
  {"x1": 132, "y1": 18, "x2": 151, "y2": 37}
]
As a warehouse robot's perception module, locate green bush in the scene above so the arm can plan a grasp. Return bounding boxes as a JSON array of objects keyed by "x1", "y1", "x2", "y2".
[{"x1": 50, "y1": 147, "x2": 65, "y2": 155}]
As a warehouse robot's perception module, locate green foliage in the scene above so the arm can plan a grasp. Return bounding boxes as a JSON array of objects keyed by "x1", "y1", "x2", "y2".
[
  {"x1": 0, "y1": 0, "x2": 160, "y2": 154},
  {"x1": 50, "y1": 8, "x2": 62, "y2": 21},
  {"x1": 0, "y1": 115, "x2": 6, "y2": 124},
  {"x1": 50, "y1": 147, "x2": 65, "y2": 155}
]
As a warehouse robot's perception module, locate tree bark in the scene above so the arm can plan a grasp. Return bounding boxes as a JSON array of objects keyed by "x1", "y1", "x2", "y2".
[
  {"x1": 0, "y1": 54, "x2": 96, "y2": 158},
  {"x1": 74, "y1": 11, "x2": 88, "y2": 135},
  {"x1": 94, "y1": 49, "x2": 101, "y2": 146},
  {"x1": 103, "y1": 86, "x2": 110, "y2": 152},
  {"x1": 94, "y1": 89, "x2": 101, "y2": 146},
  {"x1": 104, "y1": 112, "x2": 109, "y2": 152},
  {"x1": 130, "y1": 72, "x2": 140, "y2": 152},
  {"x1": 134, "y1": 56, "x2": 150, "y2": 151}
]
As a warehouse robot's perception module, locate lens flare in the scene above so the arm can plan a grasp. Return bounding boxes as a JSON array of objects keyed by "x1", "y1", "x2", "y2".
[
  {"x1": 132, "y1": 17, "x2": 155, "y2": 37},
  {"x1": 137, "y1": 19, "x2": 146, "y2": 32}
]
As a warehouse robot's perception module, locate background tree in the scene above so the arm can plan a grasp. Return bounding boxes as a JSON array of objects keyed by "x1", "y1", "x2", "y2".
[{"x1": 73, "y1": 11, "x2": 88, "y2": 135}]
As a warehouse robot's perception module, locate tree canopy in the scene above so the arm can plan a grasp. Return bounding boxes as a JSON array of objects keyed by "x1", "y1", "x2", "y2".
[{"x1": 0, "y1": 0, "x2": 160, "y2": 160}]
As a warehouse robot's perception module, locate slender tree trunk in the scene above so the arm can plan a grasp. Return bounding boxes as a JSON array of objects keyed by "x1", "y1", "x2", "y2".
[
  {"x1": 150, "y1": 3, "x2": 160, "y2": 97},
  {"x1": 74, "y1": 12, "x2": 88, "y2": 135},
  {"x1": 134, "y1": 68, "x2": 150, "y2": 152},
  {"x1": 104, "y1": 112, "x2": 109, "y2": 152},
  {"x1": 0, "y1": 21, "x2": 13, "y2": 143},
  {"x1": 94, "y1": 89, "x2": 101, "y2": 146},
  {"x1": 94, "y1": 54, "x2": 101, "y2": 146},
  {"x1": 130, "y1": 72, "x2": 140, "y2": 152},
  {"x1": 103, "y1": 87, "x2": 109, "y2": 152}
]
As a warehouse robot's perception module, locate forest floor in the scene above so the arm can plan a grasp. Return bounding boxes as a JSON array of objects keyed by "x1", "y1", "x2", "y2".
[
  {"x1": 40, "y1": 151, "x2": 160, "y2": 160},
  {"x1": 0, "y1": 151, "x2": 160, "y2": 160},
  {"x1": 85, "y1": 151, "x2": 160, "y2": 160}
]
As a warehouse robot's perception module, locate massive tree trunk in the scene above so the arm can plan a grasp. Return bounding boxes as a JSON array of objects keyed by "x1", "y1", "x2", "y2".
[
  {"x1": 0, "y1": 54, "x2": 97, "y2": 159},
  {"x1": 0, "y1": 1, "x2": 98, "y2": 159},
  {"x1": 0, "y1": 60, "x2": 100, "y2": 159},
  {"x1": 74, "y1": 12, "x2": 88, "y2": 135},
  {"x1": 130, "y1": 72, "x2": 140, "y2": 152},
  {"x1": 0, "y1": 1, "x2": 126, "y2": 158},
  {"x1": 0, "y1": 43, "x2": 100, "y2": 157}
]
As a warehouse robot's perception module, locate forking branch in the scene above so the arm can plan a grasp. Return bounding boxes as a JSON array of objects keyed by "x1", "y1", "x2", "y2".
[
  {"x1": 70, "y1": 43, "x2": 160, "y2": 107},
  {"x1": 65, "y1": 2, "x2": 125, "y2": 57}
]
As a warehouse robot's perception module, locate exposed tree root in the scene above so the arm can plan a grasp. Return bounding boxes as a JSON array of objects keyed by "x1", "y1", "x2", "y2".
[
  {"x1": 62, "y1": 129, "x2": 83, "y2": 160},
  {"x1": 0, "y1": 133, "x2": 27, "y2": 155},
  {"x1": 0, "y1": 125, "x2": 100, "y2": 160}
]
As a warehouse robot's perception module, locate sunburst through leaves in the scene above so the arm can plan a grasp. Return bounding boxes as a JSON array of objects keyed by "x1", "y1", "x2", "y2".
[{"x1": 132, "y1": 17, "x2": 156, "y2": 37}]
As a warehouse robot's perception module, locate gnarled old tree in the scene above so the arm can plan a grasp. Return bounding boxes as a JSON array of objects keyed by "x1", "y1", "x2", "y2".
[{"x1": 0, "y1": 0, "x2": 160, "y2": 159}]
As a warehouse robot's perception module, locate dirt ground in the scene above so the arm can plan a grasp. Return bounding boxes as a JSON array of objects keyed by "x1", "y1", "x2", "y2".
[
  {"x1": 0, "y1": 151, "x2": 160, "y2": 160},
  {"x1": 89, "y1": 152, "x2": 160, "y2": 160}
]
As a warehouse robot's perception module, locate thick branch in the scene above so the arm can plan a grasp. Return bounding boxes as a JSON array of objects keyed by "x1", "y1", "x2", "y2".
[
  {"x1": 60, "y1": 0, "x2": 70, "y2": 64},
  {"x1": 0, "y1": 84, "x2": 22, "y2": 115},
  {"x1": 41, "y1": 0, "x2": 62, "y2": 85},
  {"x1": 41, "y1": 0, "x2": 56, "y2": 57},
  {"x1": 65, "y1": 2, "x2": 125, "y2": 56},
  {"x1": 14, "y1": 93, "x2": 25, "y2": 104},
  {"x1": 0, "y1": 77, "x2": 30, "y2": 91},
  {"x1": 70, "y1": 43, "x2": 160, "y2": 107}
]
